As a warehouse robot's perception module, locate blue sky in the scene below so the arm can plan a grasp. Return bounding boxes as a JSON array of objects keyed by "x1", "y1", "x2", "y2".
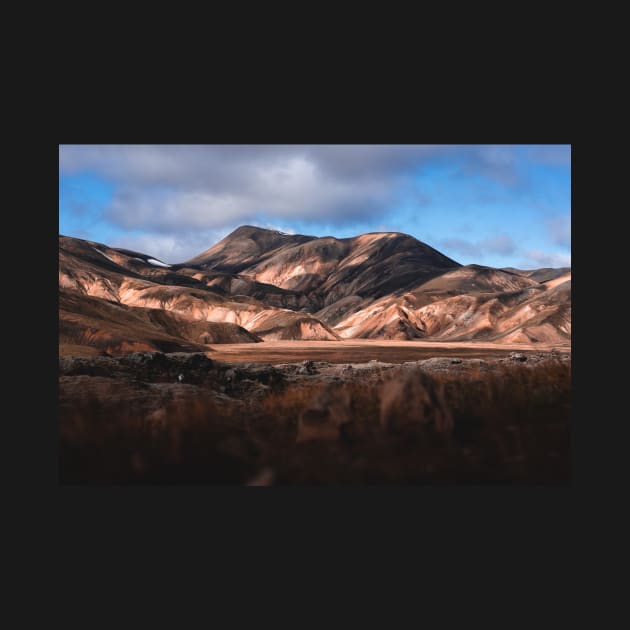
[{"x1": 59, "y1": 145, "x2": 571, "y2": 268}]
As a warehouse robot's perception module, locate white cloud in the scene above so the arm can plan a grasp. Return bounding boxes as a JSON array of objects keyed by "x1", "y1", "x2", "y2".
[
  {"x1": 111, "y1": 229, "x2": 231, "y2": 264},
  {"x1": 522, "y1": 249, "x2": 571, "y2": 269},
  {"x1": 529, "y1": 145, "x2": 571, "y2": 167},
  {"x1": 59, "y1": 145, "x2": 533, "y2": 235},
  {"x1": 478, "y1": 234, "x2": 516, "y2": 255},
  {"x1": 439, "y1": 233, "x2": 516, "y2": 258},
  {"x1": 59, "y1": 145, "x2": 571, "y2": 264},
  {"x1": 261, "y1": 223, "x2": 295, "y2": 235},
  {"x1": 548, "y1": 215, "x2": 571, "y2": 248},
  {"x1": 439, "y1": 238, "x2": 481, "y2": 258}
]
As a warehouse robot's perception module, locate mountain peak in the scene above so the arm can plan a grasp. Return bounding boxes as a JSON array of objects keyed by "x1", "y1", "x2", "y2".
[
  {"x1": 59, "y1": 224, "x2": 571, "y2": 349},
  {"x1": 186, "y1": 225, "x2": 314, "y2": 269},
  {"x1": 227, "y1": 225, "x2": 292, "y2": 237}
]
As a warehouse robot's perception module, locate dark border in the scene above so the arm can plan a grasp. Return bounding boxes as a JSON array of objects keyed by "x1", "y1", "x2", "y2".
[{"x1": 51, "y1": 83, "x2": 577, "y2": 571}]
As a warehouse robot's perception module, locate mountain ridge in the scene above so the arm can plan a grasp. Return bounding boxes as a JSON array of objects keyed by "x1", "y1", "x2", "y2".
[{"x1": 59, "y1": 226, "x2": 571, "y2": 353}]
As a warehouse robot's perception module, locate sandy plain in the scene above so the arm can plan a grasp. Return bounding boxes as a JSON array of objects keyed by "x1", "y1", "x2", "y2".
[{"x1": 203, "y1": 339, "x2": 571, "y2": 364}]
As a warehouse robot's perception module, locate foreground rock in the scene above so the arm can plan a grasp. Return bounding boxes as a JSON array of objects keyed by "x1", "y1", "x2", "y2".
[
  {"x1": 296, "y1": 385, "x2": 352, "y2": 442},
  {"x1": 379, "y1": 370, "x2": 453, "y2": 434},
  {"x1": 59, "y1": 350, "x2": 571, "y2": 484}
]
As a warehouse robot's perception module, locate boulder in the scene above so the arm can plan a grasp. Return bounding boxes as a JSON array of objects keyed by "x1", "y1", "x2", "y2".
[
  {"x1": 379, "y1": 369, "x2": 453, "y2": 434},
  {"x1": 297, "y1": 360, "x2": 317, "y2": 375},
  {"x1": 296, "y1": 385, "x2": 352, "y2": 442}
]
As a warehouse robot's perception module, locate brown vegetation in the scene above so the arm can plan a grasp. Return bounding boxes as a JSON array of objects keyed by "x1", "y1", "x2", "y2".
[{"x1": 59, "y1": 358, "x2": 571, "y2": 484}]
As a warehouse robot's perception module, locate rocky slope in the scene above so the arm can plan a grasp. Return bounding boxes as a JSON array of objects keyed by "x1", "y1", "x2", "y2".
[
  {"x1": 333, "y1": 266, "x2": 571, "y2": 345},
  {"x1": 60, "y1": 289, "x2": 261, "y2": 355},
  {"x1": 189, "y1": 226, "x2": 460, "y2": 307},
  {"x1": 59, "y1": 226, "x2": 571, "y2": 353}
]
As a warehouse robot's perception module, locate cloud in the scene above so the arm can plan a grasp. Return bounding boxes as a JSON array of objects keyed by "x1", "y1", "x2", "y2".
[
  {"x1": 112, "y1": 230, "x2": 231, "y2": 264},
  {"x1": 478, "y1": 234, "x2": 516, "y2": 255},
  {"x1": 440, "y1": 233, "x2": 516, "y2": 258},
  {"x1": 261, "y1": 223, "x2": 295, "y2": 235},
  {"x1": 529, "y1": 145, "x2": 571, "y2": 167},
  {"x1": 439, "y1": 238, "x2": 481, "y2": 258},
  {"x1": 59, "y1": 145, "x2": 531, "y2": 236},
  {"x1": 459, "y1": 146, "x2": 520, "y2": 185},
  {"x1": 59, "y1": 145, "x2": 570, "y2": 262},
  {"x1": 522, "y1": 249, "x2": 571, "y2": 269},
  {"x1": 547, "y1": 215, "x2": 571, "y2": 248}
]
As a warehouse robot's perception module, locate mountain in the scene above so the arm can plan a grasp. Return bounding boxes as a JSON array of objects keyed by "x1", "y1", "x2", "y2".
[
  {"x1": 60, "y1": 289, "x2": 261, "y2": 355},
  {"x1": 501, "y1": 266, "x2": 571, "y2": 283},
  {"x1": 186, "y1": 225, "x2": 314, "y2": 271},
  {"x1": 59, "y1": 227, "x2": 571, "y2": 354},
  {"x1": 191, "y1": 227, "x2": 460, "y2": 307},
  {"x1": 333, "y1": 266, "x2": 571, "y2": 344}
]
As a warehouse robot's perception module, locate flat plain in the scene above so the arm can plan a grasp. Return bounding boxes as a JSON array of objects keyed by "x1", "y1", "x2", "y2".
[{"x1": 203, "y1": 339, "x2": 569, "y2": 364}]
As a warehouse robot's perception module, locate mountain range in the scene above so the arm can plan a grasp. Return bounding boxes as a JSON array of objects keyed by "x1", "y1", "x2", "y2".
[{"x1": 59, "y1": 225, "x2": 571, "y2": 355}]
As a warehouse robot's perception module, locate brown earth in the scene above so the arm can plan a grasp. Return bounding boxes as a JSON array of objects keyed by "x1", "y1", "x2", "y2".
[
  {"x1": 200, "y1": 339, "x2": 569, "y2": 364},
  {"x1": 59, "y1": 350, "x2": 571, "y2": 484}
]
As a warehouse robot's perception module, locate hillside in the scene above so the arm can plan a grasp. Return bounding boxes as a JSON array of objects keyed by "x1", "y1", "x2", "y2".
[{"x1": 59, "y1": 227, "x2": 571, "y2": 353}]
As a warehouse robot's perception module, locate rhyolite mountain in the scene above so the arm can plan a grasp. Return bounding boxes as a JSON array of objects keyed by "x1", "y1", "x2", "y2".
[{"x1": 59, "y1": 226, "x2": 571, "y2": 355}]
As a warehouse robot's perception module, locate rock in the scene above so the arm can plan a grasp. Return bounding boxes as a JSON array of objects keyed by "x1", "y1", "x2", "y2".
[
  {"x1": 168, "y1": 352, "x2": 214, "y2": 372},
  {"x1": 297, "y1": 360, "x2": 317, "y2": 375},
  {"x1": 124, "y1": 351, "x2": 166, "y2": 368},
  {"x1": 417, "y1": 357, "x2": 451, "y2": 371},
  {"x1": 246, "y1": 467, "x2": 275, "y2": 486},
  {"x1": 219, "y1": 365, "x2": 285, "y2": 396},
  {"x1": 60, "y1": 352, "x2": 219, "y2": 381},
  {"x1": 296, "y1": 385, "x2": 352, "y2": 442},
  {"x1": 379, "y1": 369, "x2": 453, "y2": 434},
  {"x1": 450, "y1": 358, "x2": 463, "y2": 364},
  {"x1": 120, "y1": 352, "x2": 215, "y2": 383},
  {"x1": 247, "y1": 366, "x2": 285, "y2": 388},
  {"x1": 509, "y1": 353, "x2": 527, "y2": 362},
  {"x1": 59, "y1": 355, "x2": 118, "y2": 377}
]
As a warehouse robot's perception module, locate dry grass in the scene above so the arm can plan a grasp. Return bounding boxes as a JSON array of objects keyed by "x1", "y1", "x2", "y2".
[{"x1": 59, "y1": 361, "x2": 571, "y2": 484}]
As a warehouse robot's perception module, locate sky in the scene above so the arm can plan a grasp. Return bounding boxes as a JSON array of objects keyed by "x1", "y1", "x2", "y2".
[{"x1": 59, "y1": 144, "x2": 571, "y2": 269}]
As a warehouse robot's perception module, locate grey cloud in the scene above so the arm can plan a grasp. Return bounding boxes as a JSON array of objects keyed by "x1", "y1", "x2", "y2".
[
  {"x1": 548, "y1": 215, "x2": 571, "y2": 248},
  {"x1": 439, "y1": 238, "x2": 481, "y2": 258},
  {"x1": 307, "y1": 145, "x2": 450, "y2": 178},
  {"x1": 456, "y1": 146, "x2": 521, "y2": 186},
  {"x1": 529, "y1": 145, "x2": 571, "y2": 167},
  {"x1": 105, "y1": 176, "x2": 390, "y2": 233},
  {"x1": 521, "y1": 250, "x2": 571, "y2": 269},
  {"x1": 112, "y1": 229, "x2": 232, "y2": 264},
  {"x1": 411, "y1": 189, "x2": 432, "y2": 207},
  {"x1": 479, "y1": 234, "x2": 516, "y2": 255},
  {"x1": 59, "y1": 144, "x2": 533, "y2": 236},
  {"x1": 440, "y1": 233, "x2": 516, "y2": 259}
]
